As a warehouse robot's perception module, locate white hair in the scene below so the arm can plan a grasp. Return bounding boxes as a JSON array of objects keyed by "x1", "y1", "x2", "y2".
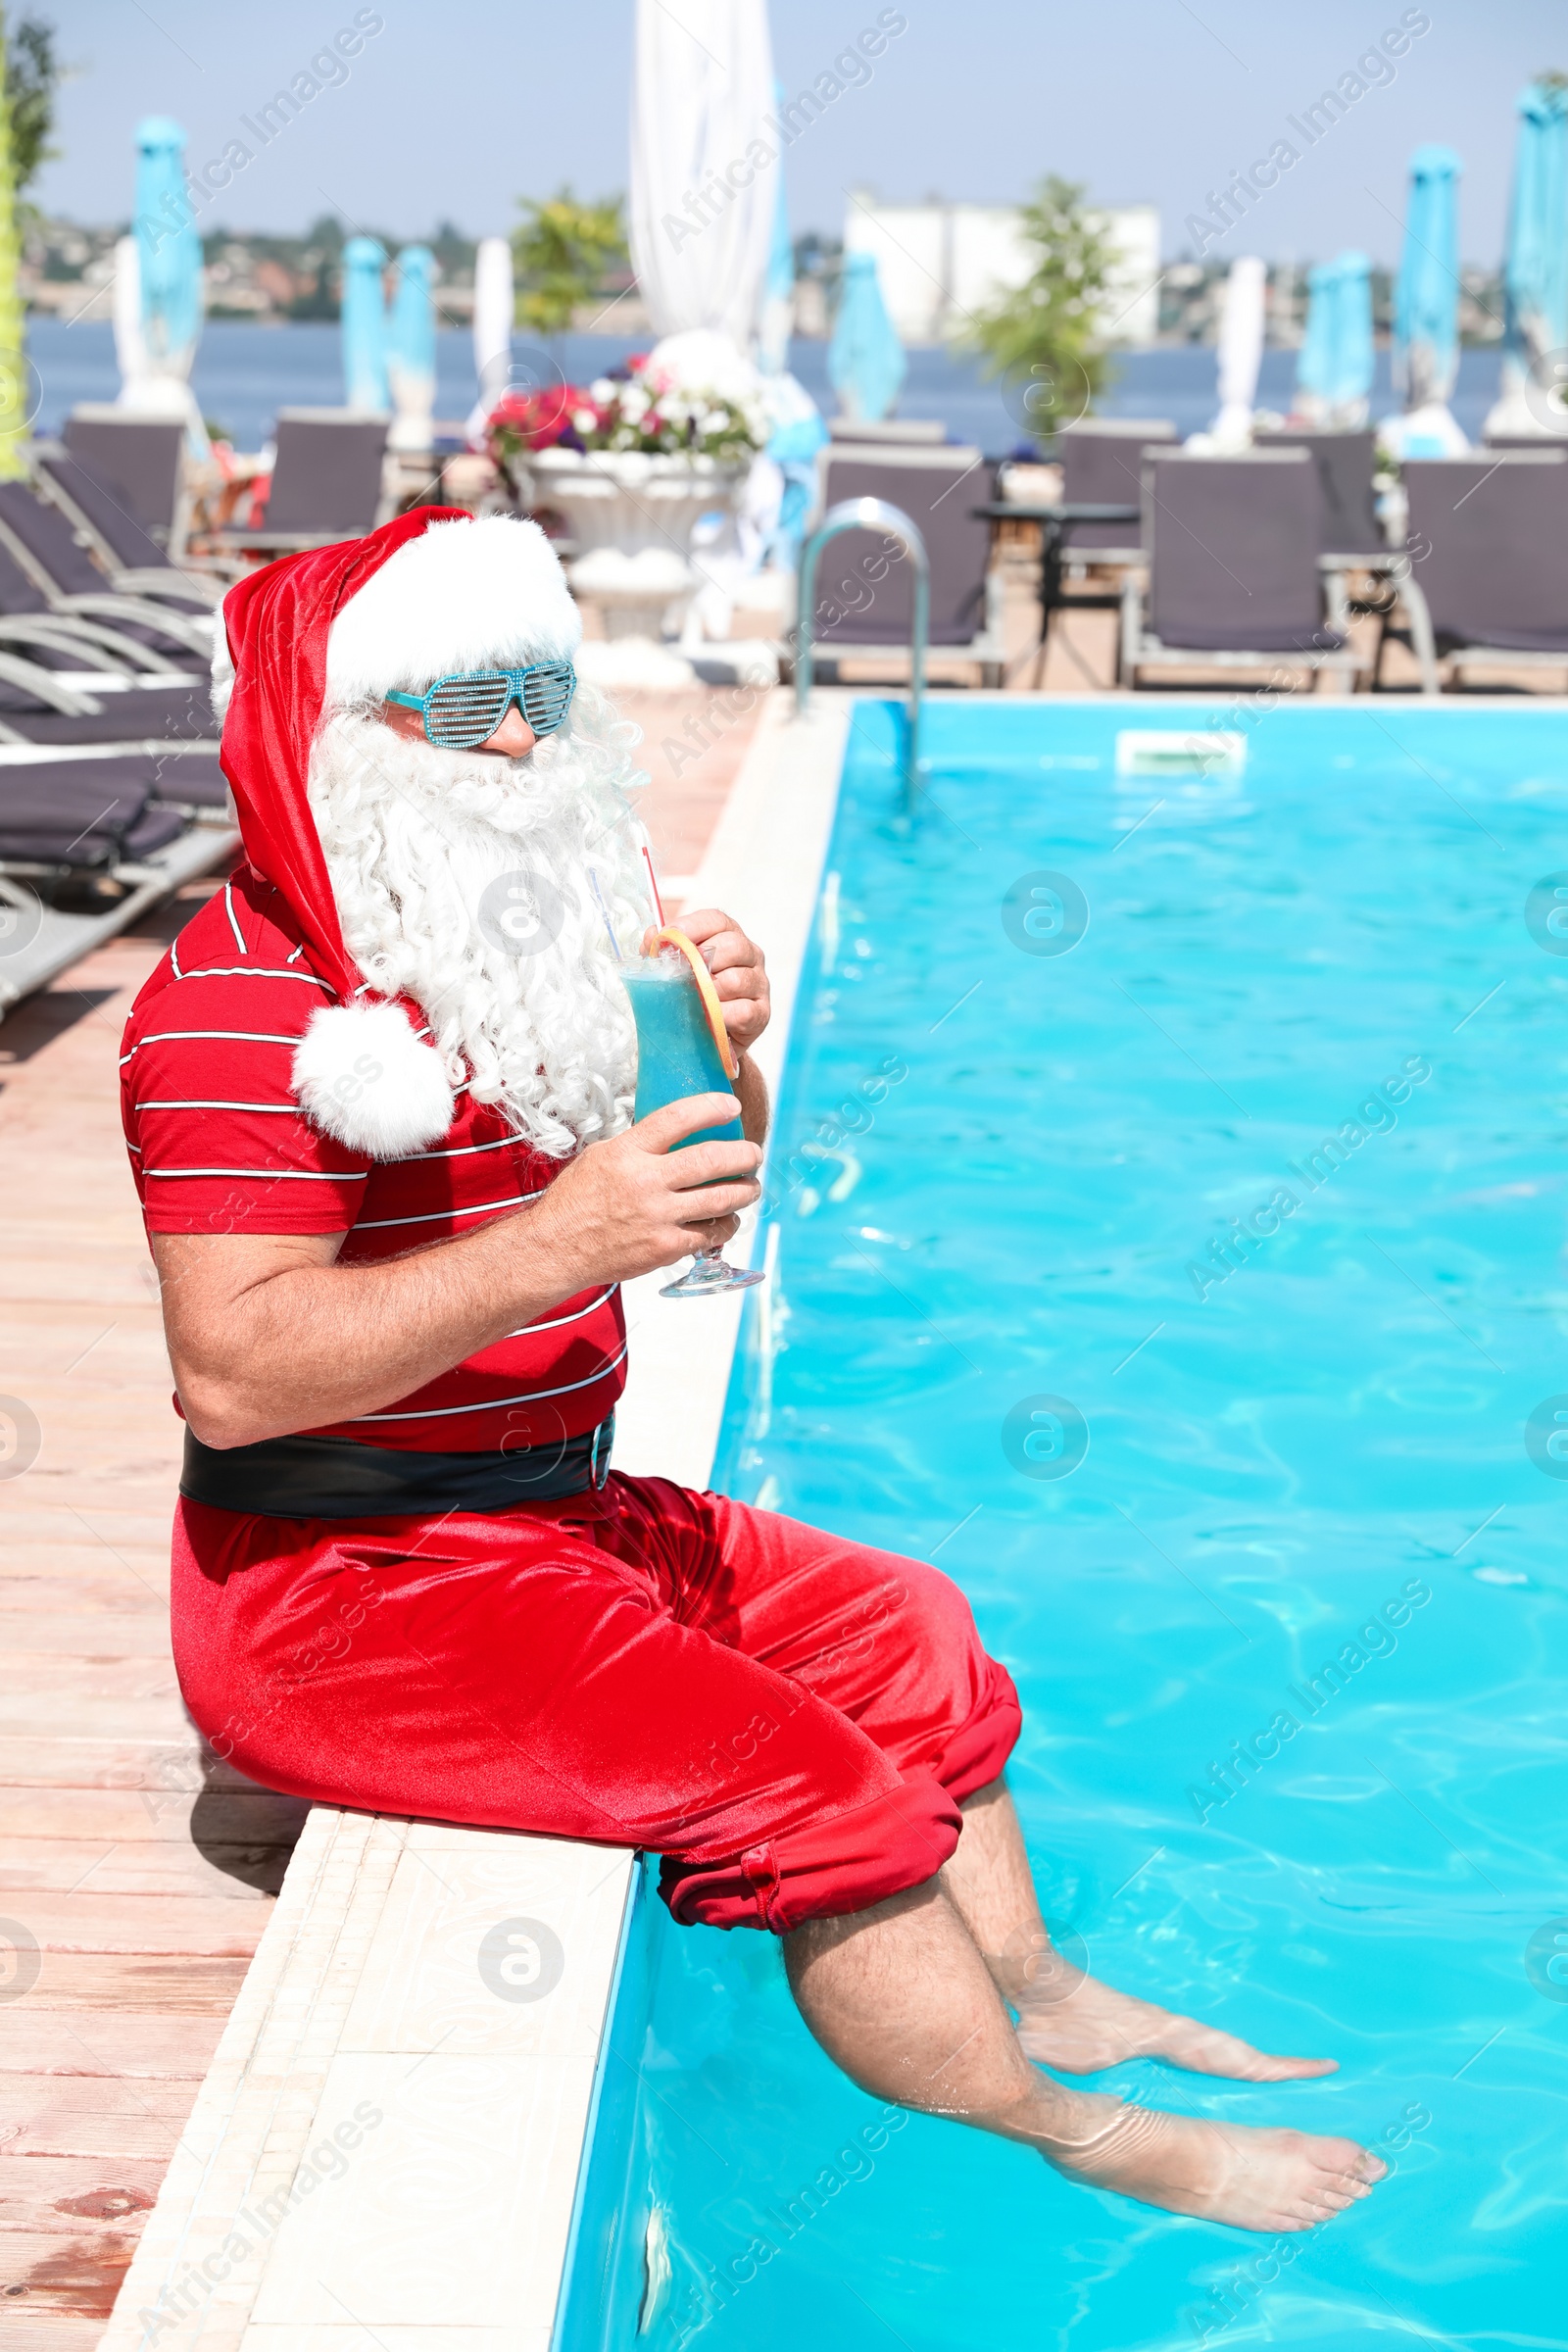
[{"x1": 308, "y1": 686, "x2": 651, "y2": 1159}]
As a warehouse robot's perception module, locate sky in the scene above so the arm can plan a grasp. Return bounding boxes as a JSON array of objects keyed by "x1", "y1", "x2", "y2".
[{"x1": 30, "y1": 2, "x2": 1568, "y2": 264}]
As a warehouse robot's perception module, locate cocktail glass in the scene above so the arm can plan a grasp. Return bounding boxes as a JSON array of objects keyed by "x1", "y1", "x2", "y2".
[{"x1": 620, "y1": 929, "x2": 765, "y2": 1299}]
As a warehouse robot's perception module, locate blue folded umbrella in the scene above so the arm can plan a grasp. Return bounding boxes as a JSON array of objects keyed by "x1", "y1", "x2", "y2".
[
  {"x1": 828, "y1": 252, "x2": 906, "y2": 423},
  {"x1": 342, "y1": 237, "x2": 390, "y2": 414},
  {"x1": 1394, "y1": 145, "x2": 1462, "y2": 412}
]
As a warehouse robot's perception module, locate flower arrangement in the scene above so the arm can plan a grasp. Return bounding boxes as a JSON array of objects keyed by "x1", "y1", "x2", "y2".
[{"x1": 487, "y1": 350, "x2": 766, "y2": 476}]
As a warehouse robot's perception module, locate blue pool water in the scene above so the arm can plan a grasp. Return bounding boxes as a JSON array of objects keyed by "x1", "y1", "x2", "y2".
[{"x1": 586, "y1": 697, "x2": 1568, "y2": 2350}]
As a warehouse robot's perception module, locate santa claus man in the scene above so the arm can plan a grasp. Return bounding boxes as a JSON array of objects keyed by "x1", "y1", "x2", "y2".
[{"x1": 122, "y1": 511, "x2": 1381, "y2": 2232}]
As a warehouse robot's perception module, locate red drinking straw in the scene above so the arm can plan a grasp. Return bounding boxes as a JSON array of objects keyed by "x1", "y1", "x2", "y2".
[{"x1": 640, "y1": 837, "x2": 665, "y2": 925}]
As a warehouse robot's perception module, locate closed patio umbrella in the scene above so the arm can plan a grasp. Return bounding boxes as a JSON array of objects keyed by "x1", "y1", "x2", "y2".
[
  {"x1": 1385, "y1": 145, "x2": 1468, "y2": 455},
  {"x1": 628, "y1": 0, "x2": 777, "y2": 349},
  {"x1": 342, "y1": 237, "x2": 390, "y2": 414},
  {"x1": 112, "y1": 235, "x2": 147, "y2": 400},
  {"x1": 123, "y1": 118, "x2": 207, "y2": 453},
  {"x1": 387, "y1": 244, "x2": 437, "y2": 450},
  {"x1": 1486, "y1": 81, "x2": 1568, "y2": 439},
  {"x1": 466, "y1": 235, "x2": 514, "y2": 445},
  {"x1": 1328, "y1": 250, "x2": 1374, "y2": 426},
  {"x1": 829, "y1": 250, "x2": 906, "y2": 421},
  {"x1": 609, "y1": 0, "x2": 781, "y2": 687},
  {"x1": 1208, "y1": 254, "x2": 1266, "y2": 448},
  {"x1": 1296, "y1": 259, "x2": 1339, "y2": 423}
]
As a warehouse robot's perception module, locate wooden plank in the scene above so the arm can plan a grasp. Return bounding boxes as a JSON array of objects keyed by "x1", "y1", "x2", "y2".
[
  {"x1": 0, "y1": 1744, "x2": 245, "y2": 1791},
  {"x1": 0, "y1": 2225, "x2": 143, "y2": 2318},
  {"x1": 0, "y1": 1510, "x2": 175, "y2": 1548},
  {"x1": 0, "y1": 1705, "x2": 195, "y2": 1744},
  {"x1": 0, "y1": 2113, "x2": 191, "y2": 2163},
  {"x1": 0, "y1": 2155, "x2": 164, "y2": 2241},
  {"x1": 6, "y1": 1955, "x2": 250, "y2": 2014},
  {"x1": 0, "y1": 1839, "x2": 290, "y2": 1899},
  {"x1": 0, "y1": 2074, "x2": 201, "y2": 2121},
  {"x1": 0, "y1": 2077, "x2": 201, "y2": 2127},
  {"x1": 5, "y1": 1894, "x2": 270, "y2": 1957},
  {"x1": 0, "y1": 1615, "x2": 176, "y2": 1658},
  {"x1": 0, "y1": 2319, "x2": 108, "y2": 2352},
  {"x1": 0, "y1": 2011, "x2": 224, "y2": 2080},
  {"x1": 0, "y1": 1656, "x2": 181, "y2": 1698},
  {"x1": 0, "y1": 1788, "x2": 309, "y2": 1845},
  {"x1": 0, "y1": 1572, "x2": 169, "y2": 1615}
]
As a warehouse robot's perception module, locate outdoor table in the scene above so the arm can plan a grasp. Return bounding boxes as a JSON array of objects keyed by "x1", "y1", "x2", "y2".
[{"x1": 972, "y1": 500, "x2": 1141, "y2": 685}]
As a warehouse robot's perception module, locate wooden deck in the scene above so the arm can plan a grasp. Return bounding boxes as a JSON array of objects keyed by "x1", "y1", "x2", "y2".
[
  {"x1": 0, "y1": 690, "x2": 762, "y2": 2344},
  {"x1": 0, "y1": 864, "x2": 294, "y2": 2346}
]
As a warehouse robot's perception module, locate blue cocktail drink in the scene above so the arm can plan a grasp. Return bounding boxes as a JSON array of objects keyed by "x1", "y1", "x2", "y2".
[{"x1": 620, "y1": 939, "x2": 765, "y2": 1298}]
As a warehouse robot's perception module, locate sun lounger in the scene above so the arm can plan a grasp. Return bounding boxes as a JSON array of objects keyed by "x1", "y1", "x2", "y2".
[
  {"x1": 0, "y1": 527, "x2": 209, "y2": 680},
  {"x1": 1385, "y1": 451, "x2": 1568, "y2": 692},
  {"x1": 1009, "y1": 418, "x2": 1180, "y2": 684},
  {"x1": 828, "y1": 418, "x2": 948, "y2": 444},
  {"x1": 29, "y1": 444, "x2": 224, "y2": 610},
  {"x1": 800, "y1": 442, "x2": 1005, "y2": 683},
  {"x1": 1256, "y1": 427, "x2": 1385, "y2": 561},
  {"x1": 0, "y1": 748, "x2": 237, "y2": 1021},
  {"x1": 0, "y1": 625, "x2": 219, "y2": 769},
  {"x1": 0, "y1": 477, "x2": 218, "y2": 670},
  {"x1": 1056, "y1": 418, "x2": 1178, "y2": 562},
  {"x1": 0, "y1": 672, "x2": 221, "y2": 753},
  {"x1": 210, "y1": 410, "x2": 392, "y2": 557},
  {"x1": 0, "y1": 758, "x2": 182, "y2": 866},
  {"x1": 1122, "y1": 447, "x2": 1360, "y2": 690},
  {"x1": 62, "y1": 409, "x2": 188, "y2": 550}
]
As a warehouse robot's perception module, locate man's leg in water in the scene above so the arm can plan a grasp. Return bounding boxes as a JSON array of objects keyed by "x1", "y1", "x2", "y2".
[
  {"x1": 942, "y1": 1778, "x2": 1342, "y2": 2082},
  {"x1": 783, "y1": 1874, "x2": 1386, "y2": 2233}
]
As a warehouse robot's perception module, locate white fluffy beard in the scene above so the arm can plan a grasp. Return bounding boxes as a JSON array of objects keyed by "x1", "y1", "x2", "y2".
[{"x1": 307, "y1": 699, "x2": 648, "y2": 1158}]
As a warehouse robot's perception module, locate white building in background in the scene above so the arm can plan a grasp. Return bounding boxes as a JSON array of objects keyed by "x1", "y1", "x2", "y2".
[{"x1": 843, "y1": 197, "x2": 1161, "y2": 348}]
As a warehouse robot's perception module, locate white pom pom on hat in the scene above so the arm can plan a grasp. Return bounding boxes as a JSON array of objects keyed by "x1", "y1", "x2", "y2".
[
  {"x1": 292, "y1": 998, "x2": 456, "y2": 1160},
  {"x1": 324, "y1": 513, "x2": 581, "y2": 708}
]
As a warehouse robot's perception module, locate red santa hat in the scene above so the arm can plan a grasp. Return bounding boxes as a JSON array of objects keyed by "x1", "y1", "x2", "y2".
[{"x1": 215, "y1": 510, "x2": 583, "y2": 1160}]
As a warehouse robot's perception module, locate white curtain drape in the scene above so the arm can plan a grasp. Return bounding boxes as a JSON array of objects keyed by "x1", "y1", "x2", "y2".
[
  {"x1": 628, "y1": 0, "x2": 778, "y2": 347},
  {"x1": 112, "y1": 227, "x2": 208, "y2": 451}
]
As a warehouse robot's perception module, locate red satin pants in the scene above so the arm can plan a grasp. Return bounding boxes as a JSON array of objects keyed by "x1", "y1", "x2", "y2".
[{"x1": 172, "y1": 1472, "x2": 1021, "y2": 1934}]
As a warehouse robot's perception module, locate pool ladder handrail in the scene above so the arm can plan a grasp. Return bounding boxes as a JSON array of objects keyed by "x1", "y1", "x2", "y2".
[{"x1": 795, "y1": 497, "x2": 929, "y2": 812}]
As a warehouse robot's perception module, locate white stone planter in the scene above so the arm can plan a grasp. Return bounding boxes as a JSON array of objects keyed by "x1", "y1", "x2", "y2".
[{"x1": 521, "y1": 447, "x2": 749, "y2": 689}]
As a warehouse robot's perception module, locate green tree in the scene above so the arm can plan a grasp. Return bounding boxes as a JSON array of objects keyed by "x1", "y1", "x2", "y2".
[
  {"x1": 513, "y1": 187, "x2": 626, "y2": 336},
  {"x1": 0, "y1": 11, "x2": 41, "y2": 478},
  {"x1": 963, "y1": 175, "x2": 1117, "y2": 440},
  {"x1": 5, "y1": 13, "x2": 54, "y2": 200}
]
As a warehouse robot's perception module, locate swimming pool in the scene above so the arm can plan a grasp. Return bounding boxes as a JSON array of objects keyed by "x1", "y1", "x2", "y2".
[{"x1": 569, "y1": 695, "x2": 1568, "y2": 2350}]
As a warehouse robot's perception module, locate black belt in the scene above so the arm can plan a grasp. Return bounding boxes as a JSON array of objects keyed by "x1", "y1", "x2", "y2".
[{"x1": 180, "y1": 1414, "x2": 614, "y2": 1521}]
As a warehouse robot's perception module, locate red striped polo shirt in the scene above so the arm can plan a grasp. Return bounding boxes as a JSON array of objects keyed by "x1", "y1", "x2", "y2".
[{"x1": 120, "y1": 865, "x2": 627, "y2": 1452}]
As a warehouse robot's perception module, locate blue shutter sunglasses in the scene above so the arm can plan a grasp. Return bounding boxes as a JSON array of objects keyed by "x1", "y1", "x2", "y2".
[{"x1": 386, "y1": 661, "x2": 576, "y2": 750}]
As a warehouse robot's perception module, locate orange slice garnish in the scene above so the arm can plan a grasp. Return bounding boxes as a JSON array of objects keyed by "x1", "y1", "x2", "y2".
[{"x1": 653, "y1": 925, "x2": 739, "y2": 1080}]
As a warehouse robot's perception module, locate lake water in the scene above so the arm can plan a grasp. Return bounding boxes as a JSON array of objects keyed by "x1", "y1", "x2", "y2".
[{"x1": 24, "y1": 318, "x2": 1506, "y2": 458}]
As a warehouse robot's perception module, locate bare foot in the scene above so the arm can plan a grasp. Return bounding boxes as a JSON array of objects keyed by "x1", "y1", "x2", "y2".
[
  {"x1": 1042, "y1": 2089, "x2": 1386, "y2": 2232},
  {"x1": 1011, "y1": 1950, "x2": 1336, "y2": 2082}
]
